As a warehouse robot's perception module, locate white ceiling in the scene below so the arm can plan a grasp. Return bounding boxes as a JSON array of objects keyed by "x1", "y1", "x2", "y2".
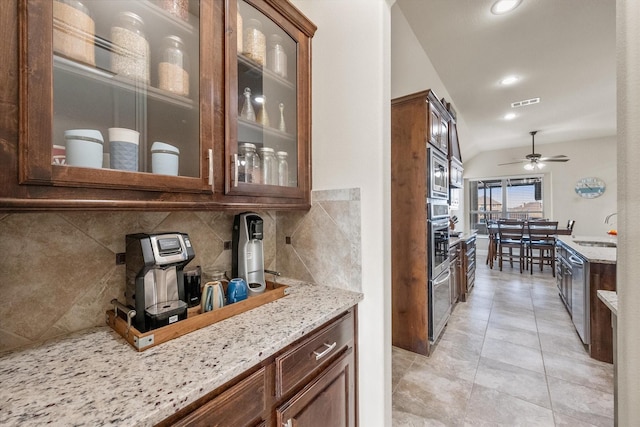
[{"x1": 395, "y1": 0, "x2": 616, "y2": 158}]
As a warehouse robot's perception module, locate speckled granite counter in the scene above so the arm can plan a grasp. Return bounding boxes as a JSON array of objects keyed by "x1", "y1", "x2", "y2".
[
  {"x1": 598, "y1": 290, "x2": 618, "y2": 316},
  {"x1": 0, "y1": 279, "x2": 363, "y2": 426},
  {"x1": 449, "y1": 230, "x2": 477, "y2": 247},
  {"x1": 557, "y1": 235, "x2": 617, "y2": 264}
]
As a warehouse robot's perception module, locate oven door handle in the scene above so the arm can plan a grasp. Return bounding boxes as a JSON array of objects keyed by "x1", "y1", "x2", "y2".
[
  {"x1": 429, "y1": 218, "x2": 450, "y2": 228},
  {"x1": 433, "y1": 270, "x2": 451, "y2": 286}
]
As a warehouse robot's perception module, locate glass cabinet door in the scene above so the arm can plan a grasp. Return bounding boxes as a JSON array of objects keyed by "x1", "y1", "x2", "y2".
[
  {"x1": 22, "y1": 0, "x2": 213, "y2": 193},
  {"x1": 226, "y1": 0, "x2": 312, "y2": 200}
]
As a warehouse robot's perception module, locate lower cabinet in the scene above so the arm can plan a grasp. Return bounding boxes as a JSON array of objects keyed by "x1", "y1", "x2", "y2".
[
  {"x1": 277, "y1": 349, "x2": 355, "y2": 427},
  {"x1": 460, "y1": 235, "x2": 477, "y2": 302},
  {"x1": 157, "y1": 307, "x2": 357, "y2": 427}
]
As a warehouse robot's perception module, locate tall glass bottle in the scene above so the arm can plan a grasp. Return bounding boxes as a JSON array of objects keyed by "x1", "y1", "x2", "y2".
[
  {"x1": 277, "y1": 151, "x2": 288, "y2": 186},
  {"x1": 239, "y1": 87, "x2": 256, "y2": 122}
]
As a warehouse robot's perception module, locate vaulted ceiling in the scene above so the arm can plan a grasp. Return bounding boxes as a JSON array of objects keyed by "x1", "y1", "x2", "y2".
[{"x1": 395, "y1": 0, "x2": 616, "y2": 159}]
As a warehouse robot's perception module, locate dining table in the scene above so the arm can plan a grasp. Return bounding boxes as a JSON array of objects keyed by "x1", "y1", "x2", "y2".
[{"x1": 485, "y1": 222, "x2": 573, "y2": 269}]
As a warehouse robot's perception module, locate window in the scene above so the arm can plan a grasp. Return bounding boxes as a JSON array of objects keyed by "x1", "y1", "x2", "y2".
[{"x1": 469, "y1": 176, "x2": 544, "y2": 235}]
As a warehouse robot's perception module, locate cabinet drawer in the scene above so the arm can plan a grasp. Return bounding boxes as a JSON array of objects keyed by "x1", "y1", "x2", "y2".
[
  {"x1": 172, "y1": 367, "x2": 267, "y2": 427},
  {"x1": 277, "y1": 348, "x2": 355, "y2": 427},
  {"x1": 276, "y1": 310, "x2": 354, "y2": 397}
]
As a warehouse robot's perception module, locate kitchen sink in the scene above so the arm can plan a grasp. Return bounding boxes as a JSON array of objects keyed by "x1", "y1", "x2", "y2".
[{"x1": 573, "y1": 240, "x2": 617, "y2": 248}]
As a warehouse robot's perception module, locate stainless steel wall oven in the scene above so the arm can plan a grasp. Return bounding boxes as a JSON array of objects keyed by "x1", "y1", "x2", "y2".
[{"x1": 428, "y1": 199, "x2": 450, "y2": 342}]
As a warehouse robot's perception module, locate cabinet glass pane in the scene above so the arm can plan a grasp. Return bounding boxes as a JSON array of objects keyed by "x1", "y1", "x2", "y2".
[
  {"x1": 237, "y1": 0, "x2": 297, "y2": 187},
  {"x1": 52, "y1": 0, "x2": 200, "y2": 178}
]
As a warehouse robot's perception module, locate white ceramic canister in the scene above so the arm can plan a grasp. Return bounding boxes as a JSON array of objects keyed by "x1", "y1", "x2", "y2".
[
  {"x1": 108, "y1": 127, "x2": 139, "y2": 171},
  {"x1": 64, "y1": 129, "x2": 104, "y2": 168},
  {"x1": 151, "y1": 141, "x2": 180, "y2": 175}
]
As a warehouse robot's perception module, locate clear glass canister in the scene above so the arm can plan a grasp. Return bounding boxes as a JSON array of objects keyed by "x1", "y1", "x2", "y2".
[
  {"x1": 259, "y1": 147, "x2": 278, "y2": 185},
  {"x1": 111, "y1": 11, "x2": 150, "y2": 84},
  {"x1": 158, "y1": 0, "x2": 189, "y2": 22},
  {"x1": 237, "y1": 13, "x2": 243, "y2": 53},
  {"x1": 53, "y1": 0, "x2": 95, "y2": 66},
  {"x1": 239, "y1": 143, "x2": 260, "y2": 183},
  {"x1": 267, "y1": 34, "x2": 287, "y2": 78},
  {"x1": 276, "y1": 151, "x2": 289, "y2": 186},
  {"x1": 159, "y1": 35, "x2": 189, "y2": 96},
  {"x1": 243, "y1": 18, "x2": 266, "y2": 65}
]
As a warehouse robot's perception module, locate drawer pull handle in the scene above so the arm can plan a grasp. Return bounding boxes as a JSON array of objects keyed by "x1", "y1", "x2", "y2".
[{"x1": 313, "y1": 342, "x2": 337, "y2": 360}]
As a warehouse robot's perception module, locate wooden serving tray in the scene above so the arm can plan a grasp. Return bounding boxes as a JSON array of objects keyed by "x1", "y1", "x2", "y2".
[{"x1": 106, "y1": 281, "x2": 289, "y2": 351}]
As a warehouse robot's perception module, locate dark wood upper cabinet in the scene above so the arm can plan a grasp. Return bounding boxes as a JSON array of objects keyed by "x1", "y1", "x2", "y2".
[{"x1": 0, "y1": 0, "x2": 314, "y2": 211}]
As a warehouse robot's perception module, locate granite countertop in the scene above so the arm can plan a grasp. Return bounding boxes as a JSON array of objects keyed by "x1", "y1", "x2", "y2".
[
  {"x1": 557, "y1": 235, "x2": 617, "y2": 264},
  {"x1": 598, "y1": 290, "x2": 618, "y2": 316},
  {"x1": 0, "y1": 279, "x2": 363, "y2": 426},
  {"x1": 450, "y1": 229, "x2": 477, "y2": 246}
]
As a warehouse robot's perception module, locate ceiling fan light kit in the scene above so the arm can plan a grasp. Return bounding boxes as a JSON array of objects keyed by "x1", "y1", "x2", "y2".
[{"x1": 498, "y1": 131, "x2": 570, "y2": 169}]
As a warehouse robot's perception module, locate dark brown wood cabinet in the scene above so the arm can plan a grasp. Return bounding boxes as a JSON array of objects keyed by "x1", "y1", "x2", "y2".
[
  {"x1": 391, "y1": 89, "x2": 451, "y2": 356},
  {"x1": 277, "y1": 349, "x2": 355, "y2": 427},
  {"x1": 0, "y1": 0, "x2": 315, "y2": 211},
  {"x1": 460, "y1": 235, "x2": 476, "y2": 302},
  {"x1": 157, "y1": 308, "x2": 357, "y2": 427}
]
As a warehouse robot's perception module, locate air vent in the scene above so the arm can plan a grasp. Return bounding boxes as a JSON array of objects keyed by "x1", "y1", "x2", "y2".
[{"x1": 511, "y1": 97, "x2": 540, "y2": 108}]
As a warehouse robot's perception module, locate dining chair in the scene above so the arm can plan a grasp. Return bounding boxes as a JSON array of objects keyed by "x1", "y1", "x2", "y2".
[
  {"x1": 567, "y1": 219, "x2": 576, "y2": 232},
  {"x1": 497, "y1": 219, "x2": 526, "y2": 273},
  {"x1": 527, "y1": 221, "x2": 559, "y2": 276},
  {"x1": 485, "y1": 219, "x2": 499, "y2": 269}
]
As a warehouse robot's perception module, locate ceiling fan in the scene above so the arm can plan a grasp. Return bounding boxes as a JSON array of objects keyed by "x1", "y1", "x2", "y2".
[{"x1": 498, "y1": 131, "x2": 570, "y2": 170}]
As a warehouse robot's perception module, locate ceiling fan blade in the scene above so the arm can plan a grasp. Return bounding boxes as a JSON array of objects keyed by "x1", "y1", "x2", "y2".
[
  {"x1": 498, "y1": 160, "x2": 528, "y2": 165},
  {"x1": 542, "y1": 158, "x2": 570, "y2": 162},
  {"x1": 539, "y1": 155, "x2": 568, "y2": 160}
]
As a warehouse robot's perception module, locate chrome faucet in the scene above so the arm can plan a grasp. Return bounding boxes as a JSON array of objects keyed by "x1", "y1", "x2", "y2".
[{"x1": 605, "y1": 212, "x2": 617, "y2": 224}]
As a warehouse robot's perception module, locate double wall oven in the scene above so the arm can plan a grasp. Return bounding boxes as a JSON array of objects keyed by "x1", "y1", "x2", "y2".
[{"x1": 428, "y1": 173, "x2": 450, "y2": 343}]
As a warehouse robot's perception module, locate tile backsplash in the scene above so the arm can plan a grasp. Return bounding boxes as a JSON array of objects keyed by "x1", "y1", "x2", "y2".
[{"x1": 0, "y1": 189, "x2": 361, "y2": 353}]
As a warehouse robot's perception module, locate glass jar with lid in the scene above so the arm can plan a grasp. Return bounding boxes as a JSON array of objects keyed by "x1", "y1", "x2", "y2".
[
  {"x1": 111, "y1": 11, "x2": 150, "y2": 84},
  {"x1": 239, "y1": 143, "x2": 261, "y2": 184},
  {"x1": 276, "y1": 151, "x2": 288, "y2": 186},
  {"x1": 53, "y1": 0, "x2": 96, "y2": 66},
  {"x1": 267, "y1": 34, "x2": 287, "y2": 78},
  {"x1": 243, "y1": 18, "x2": 266, "y2": 65},
  {"x1": 158, "y1": 0, "x2": 189, "y2": 22},
  {"x1": 258, "y1": 147, "x2": 278, "y2": 185},
  {"x1": 158, "y1": 35, "x2": 190, "y2": 96}
]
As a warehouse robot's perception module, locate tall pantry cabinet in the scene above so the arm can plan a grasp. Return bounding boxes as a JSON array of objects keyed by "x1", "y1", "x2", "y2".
[{"x1": 391, "y1": 89, "x2": 450, "y2": 356}]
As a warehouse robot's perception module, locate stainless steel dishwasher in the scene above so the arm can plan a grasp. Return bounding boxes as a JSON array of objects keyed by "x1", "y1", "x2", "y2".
[{"x1": 569, "y1": 248, "x2": 590, "y2": 344}]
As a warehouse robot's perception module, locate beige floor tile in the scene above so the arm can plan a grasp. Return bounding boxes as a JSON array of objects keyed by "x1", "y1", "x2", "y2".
[
  {"x1": 393, "y1": 363, "x2": 473, "y2": 426},
  {"x1": 547, "y1": 376, "x2": 614, "y2": 427},
  {"x1": 474, "y1": 357, "x2": 551, "y2": 408},
  {"x1": 481, "y1": 336, "x2": 545, "y2": 373},
  {"x1": 489, "y1": 311, "x2": 539, "y2": 333},
  {"x1": 463, "y1": 385, "x2": 555, "y2": 426},
  {"x1": 485, "y1": 322, "x2": 541, "y2": 349},
  {"x1": 553, "y1": 412, "x2": 604, "y2": 426},
  {"x1": 539, "y1": 330, "x2": 592, "y2": 362},
  {"x1": 391, "y1": 262, "x2": 614, "y2": 426},
  {"x1": 414, "y1": 339, "x2": 481, "y2": 383},
  {"x1": 543, "y1": 351, "x2": 614, "y2": 393}
]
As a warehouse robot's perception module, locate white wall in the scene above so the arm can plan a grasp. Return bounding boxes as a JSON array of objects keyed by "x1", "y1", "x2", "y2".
[
  {"x1": 290, "y1": 1, "x2": 392, "y2": 425},
  {"x1": 616, "y1": 0, "x2": 640, "y2": 424},
  {"x1": 464, "y1": 136, "x2": 617, "y2": 236},
  {"x1": 390, "y1": 4, "x2": 472, "y2": 232}
]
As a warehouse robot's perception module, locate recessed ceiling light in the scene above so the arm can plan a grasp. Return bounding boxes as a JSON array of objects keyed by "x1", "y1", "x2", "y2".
[
  {"x1": 504, "y1": 112, "x2": 516, "y2": 120},
  {"x1": 500, "y1": 75, "x2": 519, "y2": 86},
  {"x1": 491, "y1": 0, "x2": 523, "y2": 15}
]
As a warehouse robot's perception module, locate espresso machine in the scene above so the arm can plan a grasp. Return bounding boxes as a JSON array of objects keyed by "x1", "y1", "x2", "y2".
[
  {"x1": 232, "y1": 213, "x2": 266, "y2": 296},
  {"x1": 125, "y1": 232, "x2": 195, "y2": 332}
]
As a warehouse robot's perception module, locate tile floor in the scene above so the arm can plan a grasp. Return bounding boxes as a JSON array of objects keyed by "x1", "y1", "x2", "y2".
[{"x1": 392, "y1": 258, "x2": 614, "y2": 426}]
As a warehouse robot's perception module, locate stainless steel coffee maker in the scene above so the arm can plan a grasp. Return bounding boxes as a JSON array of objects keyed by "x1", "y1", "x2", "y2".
[
  {"x1": 232, "y1": 213, "x2": 266, "y2": 296},
  {"x1": 125, "y1": 232, "x2": 195, "y2": 332}
]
